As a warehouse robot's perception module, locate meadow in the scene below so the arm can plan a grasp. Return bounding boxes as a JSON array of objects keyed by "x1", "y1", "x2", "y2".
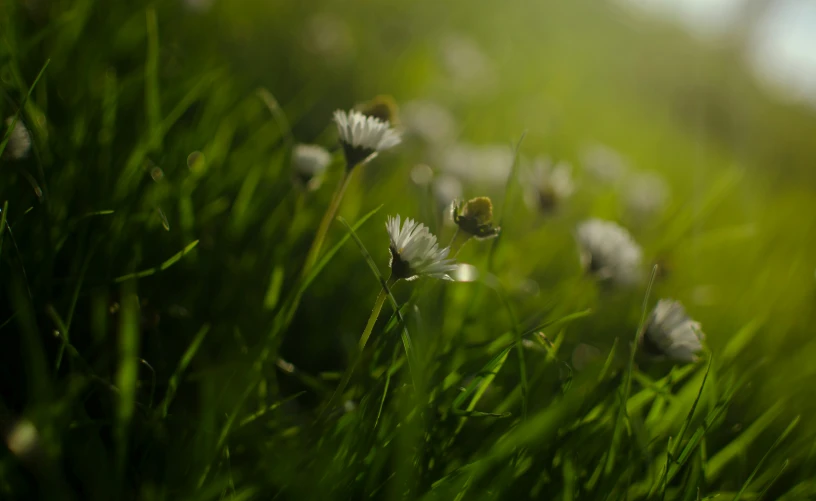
[{"x1": 2, "y1": 0, "x2": 816, "y2": 499}]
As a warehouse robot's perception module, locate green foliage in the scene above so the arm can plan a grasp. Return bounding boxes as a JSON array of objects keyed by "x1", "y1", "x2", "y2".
[{"x1": 1, "y1": 0, "x2": 815, "y2": 500}]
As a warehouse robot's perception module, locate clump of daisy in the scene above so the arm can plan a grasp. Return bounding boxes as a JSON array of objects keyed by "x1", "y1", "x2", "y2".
[
  {"x1": 356, "y1": 95, "x2": 399, "y2": 126},
  {"x1": 291, "y1": 143, "x2": 332, "y2": 190},
  {"x1": 302, "y1": 13, "x2": 354, "y2": 63},
  {"x1": 333, "y1": 109, "x2": 401, "y2": 169},
  {"x1": 2, "y1": 117, "x2": 32, "y2": 160},
  {"x1": 437, "y1": 142, "x2": 512, "y2": 185},
  {"x1": 452, "y1": 196, "x2": 500, "y2": 240},
  {"x1": 402, "y1": 100, "x2": 457, "y2": 145},
  {"x1": 386, "y1": 215, "x2": 457, "y2": 281},
  {"x1": 439, "y1": 34, "x2": 497, "y2": 96},
  {"x1": 640, "y1": 299, "x2": 705, "y2": 363},
  {"x1": 624, "y1": 170, "x2": 670, "y2": 221},
  {"x1": 523, "y1": 156, "x2": 575, "y2": 214},
  {"x1": 580, "y1": 143, "x2": 629, "y2": 184},
  {"x1": 576, "y1": 219, "x2": 642, "y2": 286}
]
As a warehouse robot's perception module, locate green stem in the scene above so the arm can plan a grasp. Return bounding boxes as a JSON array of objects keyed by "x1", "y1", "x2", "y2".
[
  {"x1": 358, "y1": 287, "x2": 389, "y2": 352},
  {"x1": 302, "y1": 169, "x2": 353, "y2": 275},
  {"x1": 318, "y1": 285, "x2": 389, "y2": 419}
]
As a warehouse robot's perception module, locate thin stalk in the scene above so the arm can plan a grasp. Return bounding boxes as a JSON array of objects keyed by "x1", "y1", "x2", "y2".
[
  {"x1": 450, "y1": 229, "x2": 474, "y2": 259},
  {"x1": 318, "y1": 282, "x2": 391, "y2": 419},
  {"x1": 448, "y1": 228, "x2": 460, "y2": 249},
  {"x1": 302, "y1": 169, "x2": 353, "y2": 274},
  {"x1": 358, "y1": 287, "x2": 389, "y2": 352}
]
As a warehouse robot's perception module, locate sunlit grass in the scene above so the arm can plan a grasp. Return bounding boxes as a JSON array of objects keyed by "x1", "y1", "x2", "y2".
[{"x1": 1, "y1": 0, "x2": 815, "y2": 500}]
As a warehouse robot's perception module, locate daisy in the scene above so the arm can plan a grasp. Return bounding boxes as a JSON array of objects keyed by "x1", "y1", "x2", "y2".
[
  {"x1": 624, "y1": 171, "x2": 670, "y2": 220},
  {"x1": 523, "y1": 156, "x2": 575, "y2": 214},
  {"x1": 437, "y1": 142, "x2": 512, "y2": 185},
  {"x1": 641, "y1": 299, "x2": 705, "y2": 363},
  {"x1": 291, "y1": 143, "x2": 332, "y2": 189},
  {"x1": 401, "y1": 100, "x2": 457, "y2": 145},
  {"x1": 451, "y1": 196, "x2": 500, "y2": 240},
  {"x1": 433, "y1": 174, "x2": 463, "y2": 211},
  {"x1": 576, "y1": 219, "x2": 642, "y2": 286},
  {"x1": 333, "y1": 109, "x2": 401, "y2": 168},
  {"x1": 2, "y1": 117, "x2": 32, "y2": 160},
  {"x1": 580, "y1": 143, "x2": 629, "y2": 184},
  {"x1": 302, "y1": 14, "x2": 354, "y2": 62},
  {"x1": 439, "y1": 34, "x2": 497, "y2": 96},
  {"x1": 386, "y1": 215, "x2": 457, "y2": 281}
]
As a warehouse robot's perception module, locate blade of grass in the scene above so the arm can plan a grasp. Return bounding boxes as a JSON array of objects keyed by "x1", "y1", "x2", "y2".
[
  {"x1": 198, "y1": 383, "x2": 256, "y2": 488},
  {"x1": 0, "y1": 59, "x2": 49, "y2": 158},
  {"x1": 453, "y1": 309, "x2": 591, "y2": 430},
  {"x1": 650, "y1": 358, "x2": 712, "y2": 498},
  {"x1": 257, "y1": 87, "x2": 293, "y2": 147},
  {"x1": 732, "y1": 417, "x2": 798, "y2": 501},
  {"x1": 756, "y1": 459, "x2": 789, "y2": 501},
  {"x1": 673, "y1": 358, "x2": 713, "y2": 455},
  {"x1": 598, "y1": 337, "x2": 619, "y2": 382},
  {"x1": 159, "y1": 324, "x2": 211, "y2": 417},
  {"x1": 453, "y1": 347, "x2": 513, "y2": 427},
  {"x1": 483, "y1": 273, "x2": 527, "y2": 420},
  {"x1": 238, "y1": 391, "x2": 307, "y2": 428},
  {"x1": 0, "y1": 201, "x2": 8, "y2": 254},
  {"x1": 669, "y1": 382, "x2": 740, "y2": 481},
  {"x1": 113, "y1": 240, "x2": 199, "y2": 282},
  {"x1": 115, "y1": 286, "x2": 140, "y2": 486},
  {"x1": 605, "y1": 265, "x2": 658, "y2": 476},
  {"x1": 706, "y1": 401, "x2": 785, "y2": 480},
  {"x1": 113, "y1": 71, "x2": 218, "y2": 199},
  {"x1": 256, "y1": 205, "x2": 383, "y2": 366},
  {"x1": 55, "y1": 246, "x2": 97, "y2": 371},
  {"x1": 145, "y1": 7, "x2": 161, "y2": 151},
  {"x1": 375, "y1": 343, "x2": 402, "y2": 430},
  {"x1": 337, "y1": 216, "x2": 420, "y2": 394},
  {"x1": 487, "y1": 131, "x2": 527, "y2": 271}
]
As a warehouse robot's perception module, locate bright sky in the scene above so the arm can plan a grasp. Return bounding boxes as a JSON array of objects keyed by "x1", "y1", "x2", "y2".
[{"x1": 615, "y1": 0, "x2": 816, "y2": 107}]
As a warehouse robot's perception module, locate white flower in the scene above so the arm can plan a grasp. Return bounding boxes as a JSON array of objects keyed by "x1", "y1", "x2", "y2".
[
  {"x1": 523, "y1": 156, "x2": 575, "y2": 213},
  {"x1": 3, "y1": 117, "x2": 32, "y2": 160},
  {"x1": 333, "y1": 109, "x2": 401, "y2": 168},
  {"x1": 434, "y1": 174, "x2": 463, "y2": 202},
  {"x1": 292, "y1": 144, "x2": 332, "y2": 189},
  {"x1": 401, "y1": 100, "x2": 457, "y2": 145},
  {"x1": 437, "y1": 142, "x2": 512, "y2": 185},
  {"x1": 302, "y1": 13, "x2": 354, "y2": 62},
  {"x1": 641, "y1": 299, "x2": 705, "y2": 363},
  {"x1": 386, "y1": 215, "x2": 457, "y2": 281},
  {"x1": 580, "y1": 143, "x2": 629, "y2": 184},
  {"x1": 576, "y1": 219, "x2": 642, "y2": 286},
  {"x1": 439, "y1": 34, "x2": 497, "y2": 96},
  {"x1": 624, "y1": 171, "x2": 670, "y2": 220},
  {"x1": 183, "y1": 0, "x2": 214, "y2": 12}
]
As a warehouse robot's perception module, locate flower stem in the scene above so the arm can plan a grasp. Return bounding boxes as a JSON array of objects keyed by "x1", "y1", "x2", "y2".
[
  {"x1": 450, "y1": 229, "x2": 471, "y2": 258},
  {"x1": 302, "y1": 168, "x2": 353, "y2": 275},
  {"x1": 318, "y1": 285, "x2": 389, "y2": 420}
]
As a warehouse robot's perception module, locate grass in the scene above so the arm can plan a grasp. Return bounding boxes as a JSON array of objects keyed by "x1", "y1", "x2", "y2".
[{"x1": 2, "y1": 0, "x2": 816, "y2": 500}]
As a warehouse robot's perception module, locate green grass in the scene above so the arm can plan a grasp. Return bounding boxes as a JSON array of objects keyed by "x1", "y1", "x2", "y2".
[{"x1": 2, "y1": 0, "x2": 816, "y2": 499}]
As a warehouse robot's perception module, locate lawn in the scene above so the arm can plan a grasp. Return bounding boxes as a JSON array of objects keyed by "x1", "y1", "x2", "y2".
[{"x1": 2, "y1": 0, "x2": 816, "y2": 499}]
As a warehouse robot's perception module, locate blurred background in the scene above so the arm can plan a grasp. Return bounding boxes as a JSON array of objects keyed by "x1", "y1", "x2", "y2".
[{"x1": 2, "y1": 0, "x2": 816, "y2": 498}]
